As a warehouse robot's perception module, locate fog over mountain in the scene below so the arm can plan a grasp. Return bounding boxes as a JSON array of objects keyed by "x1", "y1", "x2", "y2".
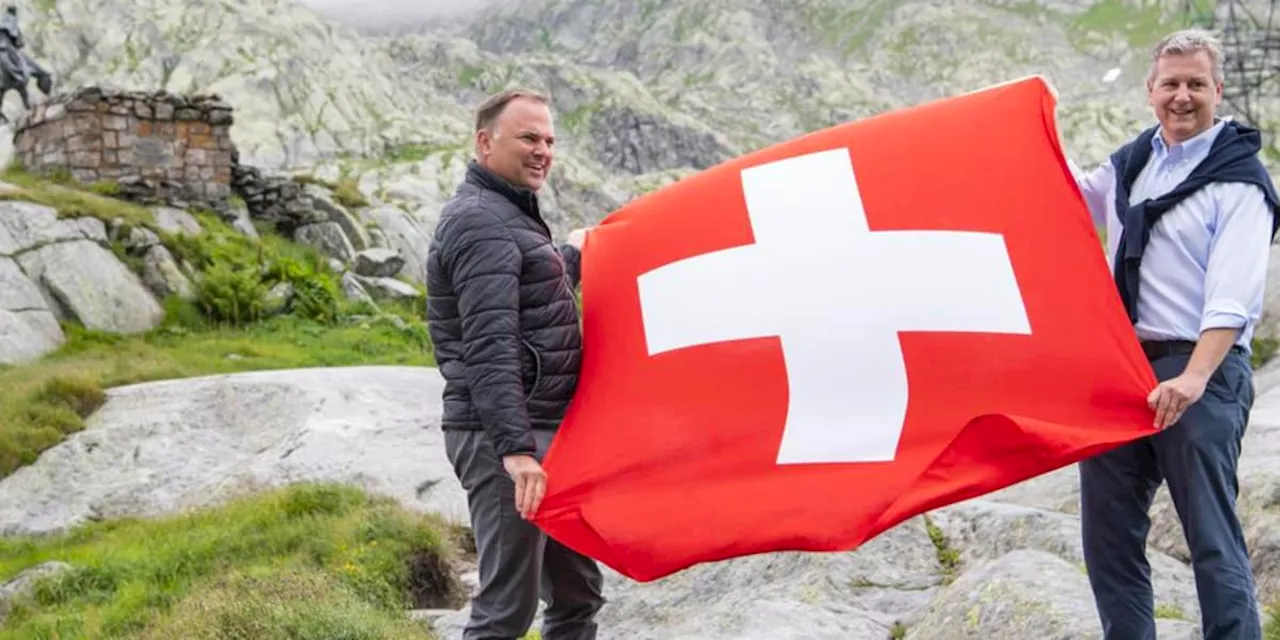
[{"x1": 298, "y1": 0, "x2": 503, "y2": 30}]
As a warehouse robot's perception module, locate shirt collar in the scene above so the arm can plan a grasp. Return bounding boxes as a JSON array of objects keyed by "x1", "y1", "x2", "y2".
[{"x1": 1152, "y1": 118, "x2": 1225, "y2": 161}]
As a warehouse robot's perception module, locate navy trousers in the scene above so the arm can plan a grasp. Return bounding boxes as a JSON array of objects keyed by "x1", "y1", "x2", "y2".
[{"x1": 1079, "y1": 349, "x2": 1260, "y2": 640}]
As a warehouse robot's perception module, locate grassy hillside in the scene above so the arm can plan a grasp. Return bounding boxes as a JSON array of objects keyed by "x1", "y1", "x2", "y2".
[
  {"x1": 0, "y1": 483, "x2": 464, "y2": 639},
  {"x1": 0, "y1": 169, "x2": 435, "y2": 481}
]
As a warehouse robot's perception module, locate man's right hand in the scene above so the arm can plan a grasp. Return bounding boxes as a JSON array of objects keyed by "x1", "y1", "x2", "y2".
[
  {"x1": 502, "y1": 454, "x2": 546, "y2": 519},
  {"x1": 566, "y1": 227, "x2": 590, "y2": 250}
]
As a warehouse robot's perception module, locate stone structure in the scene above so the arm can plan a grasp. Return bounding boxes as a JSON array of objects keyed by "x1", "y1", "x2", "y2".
[
  {"x1": 11, "y1": 87, "x2": 235, "y2": 207},
  {"x1": 231, "y1": 160, "x2": 320, "y2": 235}
]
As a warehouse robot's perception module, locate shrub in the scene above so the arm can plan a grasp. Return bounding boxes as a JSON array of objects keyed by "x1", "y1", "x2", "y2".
[
  {"x1": 267, "y1": 254, "x2": 342, "y2": 325},
  {"x1": 165, "y1": 208, "x2": 349, "y2": 327},
  {"x1": 29, "y1": 373, "x2": 106, "y2": 418},
  {"x1": 194, "y1": 261, "x2": 268, "y2": 327}
]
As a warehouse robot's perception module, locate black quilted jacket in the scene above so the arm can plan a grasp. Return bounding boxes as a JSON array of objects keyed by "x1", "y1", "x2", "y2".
[{"x1": 425, "y1": 160, "x2": 583, "y2": 458}]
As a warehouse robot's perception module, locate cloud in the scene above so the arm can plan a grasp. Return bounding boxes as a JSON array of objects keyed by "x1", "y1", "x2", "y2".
[{"x1": 298, "y1": 0, "x2": 501, "y2": 20}]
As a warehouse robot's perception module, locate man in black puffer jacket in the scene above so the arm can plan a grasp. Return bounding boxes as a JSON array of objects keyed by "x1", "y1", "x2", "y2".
[{"x1": 425, "y1": 87, "x2": 604, "y2": 640}]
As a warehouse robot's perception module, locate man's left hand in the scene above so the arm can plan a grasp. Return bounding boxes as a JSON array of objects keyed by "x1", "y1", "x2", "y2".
[
  {"x1": 567, "y1": 227, "x2": 589, "y2": 250},
  {"x1": 1147, "y1": 372, "x2": 1208, "y2": 429}
]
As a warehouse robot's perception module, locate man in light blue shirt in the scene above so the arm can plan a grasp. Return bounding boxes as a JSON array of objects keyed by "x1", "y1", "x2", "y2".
[{"x1": 1069, "y1": 28, "x2": 1280, "y2": 640}]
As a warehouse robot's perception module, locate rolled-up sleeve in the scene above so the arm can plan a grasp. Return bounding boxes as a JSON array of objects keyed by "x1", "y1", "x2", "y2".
[{"x1": 1201, "y1": 183, "x2": 1273, "y2": 334}]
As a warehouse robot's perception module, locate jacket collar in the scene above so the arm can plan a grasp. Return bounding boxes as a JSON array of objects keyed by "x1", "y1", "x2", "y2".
[{"x1": 465, "y1": 159, "x2": 542, "y2": 221}]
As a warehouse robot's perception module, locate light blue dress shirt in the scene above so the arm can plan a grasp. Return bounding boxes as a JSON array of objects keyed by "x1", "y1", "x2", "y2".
[{"x1": 1070, "y1": 119, "x2": 1274, "y2": 353}]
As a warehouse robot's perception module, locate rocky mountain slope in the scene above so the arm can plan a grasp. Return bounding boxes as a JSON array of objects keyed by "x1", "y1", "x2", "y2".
[
  {"x1": 11, "y1": 364, "x2": 1280, "y2": 637},
  {"x1": 2, "y1": 1, "x2": 1280, "y2": 636},
  {"x1": 14, "y1": 0, "x2": 1275, "y2": 242}
]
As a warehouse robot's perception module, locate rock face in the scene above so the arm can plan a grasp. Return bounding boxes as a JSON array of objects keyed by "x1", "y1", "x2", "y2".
[
  {"x1": 0, "y1": 200, "x2": 164, "y2": 364},
  {"x1": 0, "y1": 255, "x2": 63, "y2": 364},
  {"x1": 0, "y1": 366, "x2": 468, "y2": 536},
  {"x1": 18, "y1": 0, "x2": 1275, "y2": 249},
  {"x1": 17, "y1": 239, "x2": 164, "y2": 334},
  {"x1": 19, "y1": 0, "x2": 468, "y2": 170},
  {"x1": 7, "y1": 365, "x2": 1280, "y2": 637},
  {"x1": 8, "y1": 0, "x2": 1278, "y2": 319}
]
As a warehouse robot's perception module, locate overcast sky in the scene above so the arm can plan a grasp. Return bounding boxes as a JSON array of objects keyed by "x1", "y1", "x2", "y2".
[{"x1": 298, "y1": 0, "x2": 501, "y2": 19}]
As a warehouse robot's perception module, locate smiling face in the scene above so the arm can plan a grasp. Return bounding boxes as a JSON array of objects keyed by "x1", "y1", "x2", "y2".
[
  {"x1": 1147, "y1": 48, "x2": 1222, "y2": 145},
  {"x1": 475, "y1": 96, "x2": 556, "y2": 192}
]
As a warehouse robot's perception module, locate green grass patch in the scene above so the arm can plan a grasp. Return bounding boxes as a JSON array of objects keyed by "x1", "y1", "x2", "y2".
[
  {"x1": 1266, "y1": 604, "x2": 1280, "y2": 640},
  {"x1": 0, "y1": 164, "x2": 156, "y2": 227},
  {"x1": 292, "y1": 173, "x2": 370, "y2": 210},
  {"x1": 0, "y1": 483, "x2": 461, "y2": 639},
  {"x1": 1069, "y1": 0, "x2": 1209, "y2": 51}
]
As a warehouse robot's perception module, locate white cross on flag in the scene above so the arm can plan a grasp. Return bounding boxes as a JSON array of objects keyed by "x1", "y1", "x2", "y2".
[{"x1": 533, "y1": 76, "x2": 1158, "y2": 582}]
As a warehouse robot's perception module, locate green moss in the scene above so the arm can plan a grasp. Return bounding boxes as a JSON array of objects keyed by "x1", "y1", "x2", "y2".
[
  {"x1": 794, "y1": 0, "x2": 896, "y2": 59},
  {"x1": 889, "y1": 621, "x2": 908, "y2": 639},
  {"x1": 923, "y1": 514, "x2": 961, "y2": 585},
  {"x1": 560, "y1": 101, "x2": 599, "y2": 134},
  {"x1": 457, "y1": 65, "x2": 485, "y2": 88}
]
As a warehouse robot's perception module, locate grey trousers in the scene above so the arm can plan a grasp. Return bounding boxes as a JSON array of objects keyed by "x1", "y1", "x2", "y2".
[
  {"x1": 1079, "y1": 349, "x2": 1261, "y2": 640},
  {"x1": 445, "y1": 428, "x2": 605, "y2": 640}
]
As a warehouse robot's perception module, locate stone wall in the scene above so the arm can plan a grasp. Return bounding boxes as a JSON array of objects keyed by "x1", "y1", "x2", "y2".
[
  {"x1": 11, "y1": 87, "x2": 235, "y2": 207},
  {"x1": 231, "y1": 160, "x2": 322, "y2": 235}
]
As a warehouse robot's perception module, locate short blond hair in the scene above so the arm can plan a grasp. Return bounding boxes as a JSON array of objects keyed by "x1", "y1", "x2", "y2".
[
  {"x1": 474, "y1": 88, "x2": 550, "y2": 132},
  {"x1": 1147, "y1": 28, "x2": 1225, "y2": 86}
]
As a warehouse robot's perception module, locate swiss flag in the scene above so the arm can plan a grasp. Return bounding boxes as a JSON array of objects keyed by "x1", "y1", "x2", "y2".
[{"x1": 533, "y1": 76, "x2": 1158, "y2": 582}]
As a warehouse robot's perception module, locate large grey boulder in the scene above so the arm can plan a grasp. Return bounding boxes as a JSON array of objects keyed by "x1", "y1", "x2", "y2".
[
  {"x1": 356, "y1": 204, "x2": 430, "y2": 282},
  {"x1": 302, "y1": 183, "x2": 371, "y2": 251},
  {"x1": 0, "y1": 200, "x2": 165, "y2": 362},
  {"x1": 432, "y1": 516, "x2": 944, "y2": 640},
  {"x1": 0, "y1": 256, "x2": 63, "y2": 364},
  {"x1": 0, "y1": 561, "x2": 72, "y2": 626},
  {"x1": 0, "y1": 200, "x2": 106, "y2": 249},
  {"x1": 17, "y1": 240, "x2": 164, "y2": 334},
  {"x1": 0, "y1": 366, "x2": 467, "y2": 536}
]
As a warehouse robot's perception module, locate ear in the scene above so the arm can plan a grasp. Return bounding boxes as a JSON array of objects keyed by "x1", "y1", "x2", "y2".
[{"x1": 475, "y1": 128, "x2": 492, "y2": 158}]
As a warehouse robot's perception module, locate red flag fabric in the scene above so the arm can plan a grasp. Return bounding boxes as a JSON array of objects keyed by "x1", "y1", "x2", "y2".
[{"x1": 532, "y1": 76, "x2": 1159, "y2": 582}]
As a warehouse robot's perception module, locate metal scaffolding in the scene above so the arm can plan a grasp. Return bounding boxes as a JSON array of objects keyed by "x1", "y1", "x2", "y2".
[{"x1": 1181, "y1": 0, "x2": 1280, "y2": 129}]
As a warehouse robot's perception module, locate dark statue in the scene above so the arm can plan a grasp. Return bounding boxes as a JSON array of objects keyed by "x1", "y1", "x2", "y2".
[{"x1": 0, "y1": 4, "x2": 52, "y2": 123}]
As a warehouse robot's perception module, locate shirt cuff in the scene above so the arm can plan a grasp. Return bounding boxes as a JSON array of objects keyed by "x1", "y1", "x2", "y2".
[{"x1": 1199, "y1": 300, "x2": 1250, "y2": 333}]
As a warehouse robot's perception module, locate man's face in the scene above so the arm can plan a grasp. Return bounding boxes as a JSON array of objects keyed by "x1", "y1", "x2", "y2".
[
  {"x1": 476, "y1": 97, "x2": 555, "y2": 192},
  {"x1": 1147, "y1": 50, "x2": 1222, "y2": 144}
]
